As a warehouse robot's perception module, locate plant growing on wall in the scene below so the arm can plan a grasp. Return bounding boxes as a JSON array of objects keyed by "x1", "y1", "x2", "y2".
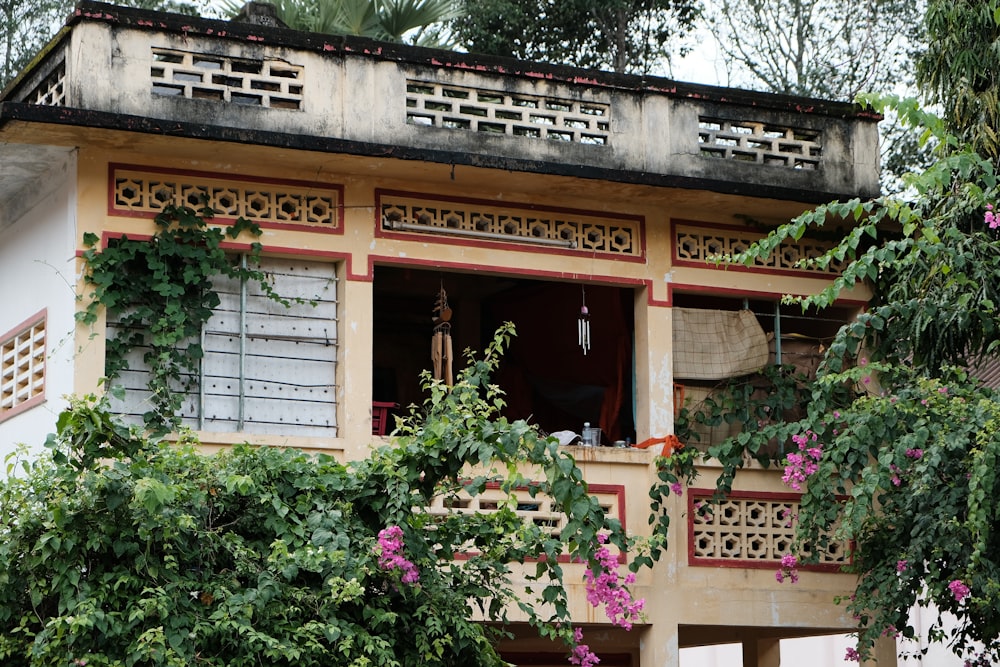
[
  {"x1": 77, "y1": 204, "x2": 282, "y2": 433},
  {"x1": 649, "y1": 96, "x2": 1000, "y2": 663},
  {"x1": 0, "y1": 327, "x2": 642, "y2": 665}
]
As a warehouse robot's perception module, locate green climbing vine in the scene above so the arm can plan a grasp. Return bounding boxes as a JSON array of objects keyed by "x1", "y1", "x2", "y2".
[
  {"x1": 76, "y1": 204, "x2": 284, "y2": 433},
  {"x1": 642, "y1": 363, "x2": 842, "y2": 568}
]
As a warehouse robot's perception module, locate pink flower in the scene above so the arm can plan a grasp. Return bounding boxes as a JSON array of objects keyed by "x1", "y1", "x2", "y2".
[
  {"x1": 949, "y1": 579, "x2": 970, "y2": 602},
  {"x1": 583, "y1": 535, "x2": 644, "y2": 630},
  {"x1": 896, "y1": 559, "x2": 908, "y2": 573},
  {"x1": 905, "y1": 448, "x2": 923, "y2": 459},
  {"x1": 986, "y1": 205, "x2": 999, "y2": 229},
  {"x1": 938, "y1": 387, "x2": 948, "y2": 394},
  {"x1": 890, "y1": 464, "x2": 902, "y2": 487},
  {"x1": 570, "y1": 628, "x2": 600, "y2": 666},
  {"x1": 670, "y1": 482, "x2": 683, "y2": 496},
  {"x1": 782, "y1": 432, "x2": 823, "y2": 491},
  {"x1": 776, "y1": 553, "x2": 800, "y2": 584},
  {"x1": 845, "y1": 647, "x2": 861, "y2": 662},
  {"x1": 376, "y1": 525, "x2": 420, "y2": 584}
]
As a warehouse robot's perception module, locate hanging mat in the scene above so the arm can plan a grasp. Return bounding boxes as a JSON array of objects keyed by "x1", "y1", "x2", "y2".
[{"x1": 672, "y1": 308, "x2": 769, "y2": 380}]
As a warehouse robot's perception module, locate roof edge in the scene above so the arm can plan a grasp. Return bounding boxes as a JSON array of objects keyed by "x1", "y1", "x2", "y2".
[
  {"x1": 0, "y1": 102, "x2": 872, "y2": 204},
  {"x1": 65, "y1": 0, "x2": 879, "y2": 122}
]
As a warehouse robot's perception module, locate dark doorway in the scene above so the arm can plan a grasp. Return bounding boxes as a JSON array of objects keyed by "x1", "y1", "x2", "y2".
[{"x1": 372, "y1": 266, "x2": 635, "y2": 444}]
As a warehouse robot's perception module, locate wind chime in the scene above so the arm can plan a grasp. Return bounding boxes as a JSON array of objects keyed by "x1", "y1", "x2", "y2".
[
  {"x1": 578, "y1": 285, "x2": 591, "y2": 355},
  {"x1": 432, "y1": 283, "x2": 454, "y2": 386}
]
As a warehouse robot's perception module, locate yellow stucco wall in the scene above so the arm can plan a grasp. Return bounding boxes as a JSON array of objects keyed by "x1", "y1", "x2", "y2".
[{"x1": 60, "y1": 133, "x2": 879, "y2": 666}]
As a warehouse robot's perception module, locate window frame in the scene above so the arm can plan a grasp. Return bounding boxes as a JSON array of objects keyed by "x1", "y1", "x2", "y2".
[
  {"x1": 0, "y1": 309, "x2": 47, "y2": 423},
  {"x1": 106, "y1": 257, "x2": 340, "y2": 436}
]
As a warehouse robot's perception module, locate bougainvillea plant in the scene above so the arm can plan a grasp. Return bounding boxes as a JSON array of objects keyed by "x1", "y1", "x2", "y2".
[
  {"x1": 648, "y1": 96, "x2": 1000, "y2": 664},
  {"x1": 0, "y1": 325, "x2": 644, "y2": 665}
]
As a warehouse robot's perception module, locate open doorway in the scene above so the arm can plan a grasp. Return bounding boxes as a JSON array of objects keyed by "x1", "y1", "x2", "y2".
[{"x1": 372, "y1": 266, "x2": 636, "y2": 444}]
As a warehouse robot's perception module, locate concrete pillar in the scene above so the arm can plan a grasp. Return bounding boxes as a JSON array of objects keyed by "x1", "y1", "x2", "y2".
[
  {"x1": 865, "y1": 637, "x2": 898, "y2": 667},
  {"x1": 742, "y1": 637, "x2": 781, "y2": 667},
  {"x1": 633, "y1": 287, "x2": 673, "y2": 440},
  {"x1": 337, "y1": 273, "x2": 374, "y2": 459}
]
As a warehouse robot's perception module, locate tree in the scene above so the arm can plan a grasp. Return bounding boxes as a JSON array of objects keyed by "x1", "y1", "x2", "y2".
[
  {"x1": 0, "y1": 0, "x2": 71, "y2": 89},
  {"x1": 0, "y1": 327, "x2": 641, "y2": 665},
  {"x1": 706, "y1": 0, "x2": 928, "y2": 193},
  {"x1": 650, "y1": 95, "x2": 1000, "y2": 667},
  {"x1": 220, "y1": 0, "x2": 463, "y2": 47},
  {"x1": 708, "y1": 0, "x2": 921, "y2": 101},
  {"x1": 449, "y1": 0, "x2": 701, "y2": 75},
  {"x1": 647, "y1": 2, "x2": 1000, "y2": 661},
  {"x1": 917, "y1": 0, "x2": 1000, "y2": 159},
  {"x1": 0, "y1": 0, "x2": 205, "y2": 90}
]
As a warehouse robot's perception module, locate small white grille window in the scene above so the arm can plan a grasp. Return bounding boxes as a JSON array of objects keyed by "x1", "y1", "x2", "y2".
[
  {"x1": 150, "y1": 48, "x2": 304, "y2": 110},
  {"x1": 406, "y1": 80, "x2": 610, "y2": 145},
  {"x1": 698, "y1": 117, "x2": 822, "y2": 169},
  {"x1": 0, "y1": 312, "x2": 46, "y2": 421}
]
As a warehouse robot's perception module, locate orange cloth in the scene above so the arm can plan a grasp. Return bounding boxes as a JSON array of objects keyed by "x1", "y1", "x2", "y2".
[{"x1": 634, "y1": 434, "x2": 683, "y2": 457}]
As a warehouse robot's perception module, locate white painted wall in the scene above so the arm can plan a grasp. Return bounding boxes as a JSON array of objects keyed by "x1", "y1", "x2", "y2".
[
  {"x1": 681, "y1": 624, "x2": 967, "y2": 667},
  {"x1": 0, "y1": 150, "x2": 78, "y2": 471},
  {"x1": 898, "y1": 605, "x2": 965, "y2": 667},
  {"x1": 681, "y1": 635, "x2": 857, "y2": 666}
]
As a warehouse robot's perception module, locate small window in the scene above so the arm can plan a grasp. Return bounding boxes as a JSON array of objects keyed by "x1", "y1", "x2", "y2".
[
  {"x1": 0, "y1": 311, "x2": 46, "y2": 422},
  {"x1": 108, "y1": 259, "x2": 339, "y2": 437}
]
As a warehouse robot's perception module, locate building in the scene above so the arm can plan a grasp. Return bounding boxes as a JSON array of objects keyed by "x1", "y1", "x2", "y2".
[{"x1": 0, "y1": 2, "x2": 893, "y2": 665}]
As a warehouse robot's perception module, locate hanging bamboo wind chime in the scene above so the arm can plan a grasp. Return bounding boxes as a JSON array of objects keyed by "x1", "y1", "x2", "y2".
[
  {"x1": 578, "y1": 285, "x2": 591, "y2": 355},
  {"x1": 432, "y1": 284, "x2": 454, "y2": 386}
]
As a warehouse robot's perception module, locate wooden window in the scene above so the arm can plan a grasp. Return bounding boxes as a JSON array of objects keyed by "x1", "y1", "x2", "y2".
[{"x1": 109, "y1": 258, "x2": 339, "y2": 436}]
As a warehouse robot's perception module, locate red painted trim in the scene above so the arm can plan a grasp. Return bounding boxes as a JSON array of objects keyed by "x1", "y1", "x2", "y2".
[
  {"x1": 685, "y1": 487, "x2": 849, "y2": 573},
  {"x1": 671, "y1": 218, "x2": 854, "y2": 279},
  {"x1": 665, "y1": 282, "x2": 868, "y2": 308},
  {"x1": 82, "y1": 232, "x2": 365, "y2": 282},
  {"x1": 106, "y1": 162, "x2": 345, "y2": 234},
  {"x1": 0, "y1": 309, "x2": 47, "y2": 424},
  {"x1": 0, "y1": 394, "x2": 46, "y2": 424},
  {"x1": 366, "y1": 253, "x2": 645, "y2": 288},
  {"x1": 0, "y1": 308, "x2": 47, "y2": 343},
  {"x1": 375, "y1": 188, "x2": 646, "y2": 263},
  {"x1": 364, "y1": 253, "x2": 674, "y2": 306}
]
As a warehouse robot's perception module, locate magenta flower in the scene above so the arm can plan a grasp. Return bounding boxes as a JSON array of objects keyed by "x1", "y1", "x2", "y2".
[
  {"x1": 896, "y1": 559, "x2": 908, "y2": 573},
  {"x1": 670, "y1": 481, "x2": 683, "y2": 496},
  {"x1": 988, "y1": 204, "x2": 999, "y2": 229},
  {"x1": 583, "y1": 534, "x2": 644, "y2": 630},
  {"x1": 570, "y1": 628, "x2": 600, "y2": 666},
  {"x1": 905, "y1": 448, "x2": 923, "y2": 460},
  {"x1": 376, "y1": 525, "x2": 420, "y2": 584},
  {"x1": 845, "y1": 647, "x2": 861, "y2": 662},
  {"x1": 775, "y1": 553, "x2": 800, "y2": 584},
  {"x1": 949, "y1": 579, "x2": 971, "y2": 602},
  {"x1": 782, "y1": 432, "x2": 823, "y2": 491}
]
